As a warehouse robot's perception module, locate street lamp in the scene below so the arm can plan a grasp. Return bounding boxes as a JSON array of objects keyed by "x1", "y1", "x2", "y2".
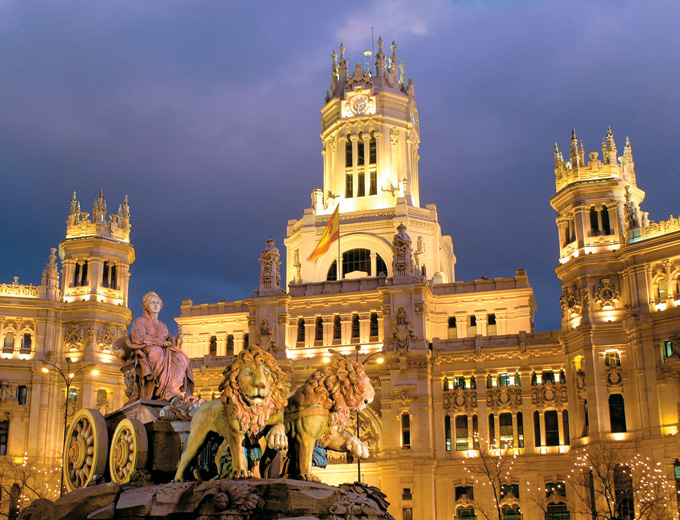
[
  {"x1": 41, "y1": 357, "x2": 97, "y2": 496},
  {"x1": 327, "y1": 345, "x2": 384, "y2": 482}
]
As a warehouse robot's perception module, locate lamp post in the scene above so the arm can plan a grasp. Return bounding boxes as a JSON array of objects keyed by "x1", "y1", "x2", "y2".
[
  {"x1": 327, "y1": 345, "x2": 384, "y2": 483},
  {"x1": 41, "y1": 357, "x2": 98, "y2": 496}
]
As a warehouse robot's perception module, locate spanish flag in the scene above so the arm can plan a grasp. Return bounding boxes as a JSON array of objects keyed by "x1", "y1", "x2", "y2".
[{"x1": 308, "y1": 205, "x2": 340, "y2": 261}]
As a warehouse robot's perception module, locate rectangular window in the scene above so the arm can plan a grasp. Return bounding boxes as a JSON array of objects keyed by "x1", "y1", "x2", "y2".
[
  {"x1": 545, "y1": 410, "x2": 560, "y2": 446},
  {"x1": 499, "y1": 413, "x2": 513, "y2": 448},
  {"x1": 20, "y1": 333, "x2": 32, "y2": 352},
  {"x1": 369, "y1": 313, "x2": 379, "y2": 339},
  {"x1": 456, "y1": 415, "x2": 469, "y2": 451},
  {"x1": 498, "y1": 374, "x2": 510, "y2": 387},
  {"x1": 315, "y1": 317, "x2": 324, "y2": 343},
  {"x1": 351, "y1": 315, "x2": 360, "y2": 340},
  {"x1": 467, "y1": 315, "x2": 477, "y2": 337},
  {"x1": 402, "y1": 488, "x2": 412, "y2": 500},
  {"x1": 454, "y1": 376, "x2": 466, "y2": 389},
  {"x1": 0, "y1": 421, "x2": 8, "y2": 456},
  {"x1": 614, "y1": 465, "x2": 634, "y2": 520},
  {"x1": 297, "y1": 319, "x2": 305, "y2": 344},
  {"x1": 357, "y1": 136, "x2": 365, "y2": 165},
  {"x1": 605, "y1": 351, "x2": 621, "y2": 367},
  {"x1": 345, "y1": 172, "x2": 353, "y2": 198},
  {"x1": 488, "y1": 414, "x2": 496, "y2": 447},
  {"x1": 472, "y1": 414, "x2": 479, "y2": 450},
  {"x1": 661, "y1": 340, "x2": 673, "y2": 364},
  {"x1": 609, "y1": 394, "x2": 627, "y2": 433},
  {"x1": 226, "y1": 334, "x2": 234, "y2": 355},
  {"x1": 369, "y1": 135, "x2": 376, "y2": 164},
  {"x1": 209, "y1": 335, "x2": 217, "y2": 356},
  {"x1": 487, "y1": 313, "x2": 497, "y2": 335},
  {"x1": 448, "y1": 317, "x2": 457, "y2": 339},
  {"x1": 534, "y1": 411, "x2": 541, "y2": 447},
  {"x1": 333, "y1": 316, "x2": 341, "y2": 343},
  {"x1": 445, "y1": 415, "x2": 451, "y2": 451},
  {"x1": 369, "y1": 168, "x2": 377, "y2": 196},
  {"x1": 401, "y1": 413, "x2": 411, "y2": 449},
  {"x1": 517, "y1": 412, "x2": 524, "y2": 448},
  {"x1": 357, "y1": 170, "x2": 365, "y2": 197},
  {"x1": 402, "y1": 508, "x2": 413, "y2": 520},
  {"x1": 243, "y1": 333, "x2": 249, "y2": 348}
]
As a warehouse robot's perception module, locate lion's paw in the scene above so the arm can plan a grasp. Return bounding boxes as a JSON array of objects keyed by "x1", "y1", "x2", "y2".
[
  {"x1": 346, "y1": 437, "x2": 369, "y2": 459},
  {"x1": 230, "y1": 469, "x2": 252, "y2": 479},
  {"x1": 300, "y1": 473, "x2": 321, "y2": 483}
]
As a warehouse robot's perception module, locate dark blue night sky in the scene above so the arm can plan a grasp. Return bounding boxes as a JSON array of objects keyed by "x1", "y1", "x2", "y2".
[{"x1": 2, "y1": 1, "x2": 679, "y2": 332}]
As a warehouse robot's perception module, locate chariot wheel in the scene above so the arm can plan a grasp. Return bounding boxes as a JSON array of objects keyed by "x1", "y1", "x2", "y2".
[
  {"x1": 63, "y1": 408, "x2": 108, "y2": 492},
  {"x1": 109, "y1": 418, "x2": 148, "y2": 484}
]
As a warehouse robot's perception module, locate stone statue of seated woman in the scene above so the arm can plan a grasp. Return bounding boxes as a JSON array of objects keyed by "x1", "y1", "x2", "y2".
[{"x1": 114, "y1": 291, "x2": 195, "y2": 404}]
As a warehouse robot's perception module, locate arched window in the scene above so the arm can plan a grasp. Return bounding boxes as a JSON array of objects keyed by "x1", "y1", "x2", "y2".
[
  {"x1": 102, "y1": 261, "x2": 109, "y2": 287},
  {"x1": 501, "y1": 505, "x2": 521, "y2": 520},
  {"x1": 3, "y1": 332, "x2": 15, "y2": 353},
  {"x1": 658, "y1": 278, "x2": 668, "y2": 300},
  {"x1": 81, "y1": 260, "x2": 88, "y2": 286},
  {"x1": 609, "y1": 393, "x2": 627, "y2": 433},
  {"x1": 315, "y1": 317, "x2": 323, "y2": 343},
  {"x1": 297, "y1": 319, "x2": 305, "y2": 344},
  {"x1": 376, "y1": 254, "x2": 388, "y2": 276},
  {"x1": 16, "y1": 386, "x2": 27, "y2": 406},
  {"x1": 457, "y1": 506, "x2": 476, "y2": 519},
  {"x1": 601, "y1": 204, "x2": 611, "y2": 235},
  {"x1": 543, "y1": 371, "x2": 555, "y2": 384},
  {"x1": 327, "y1": 250, "x2": 388, "y2": 279},
  {"x1": 20, "y1": 333, "x2": 31, "y2": 353},
  {"x1": 110, "y1": 264, "x2": 117, "y2": 289},
  {"x1": 589, "y1": 206, "x2": 599, "y2": 235},
  {"x1": 73, "y1": 262, "x2": 80, "y2": 286}
]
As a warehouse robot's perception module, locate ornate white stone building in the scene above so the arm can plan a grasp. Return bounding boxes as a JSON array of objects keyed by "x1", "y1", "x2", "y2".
[{"x1": 2, "y1": 40, "x2": 680, "y2": 519}]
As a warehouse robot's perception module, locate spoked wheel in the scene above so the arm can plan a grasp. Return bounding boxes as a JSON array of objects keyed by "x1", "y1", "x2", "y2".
[
  {"x1": 109, "y1": 418, "x2": 148, "y2": 484},
  {"x1": 63, "y1": 408, "x2": 108, "y2": 492}
]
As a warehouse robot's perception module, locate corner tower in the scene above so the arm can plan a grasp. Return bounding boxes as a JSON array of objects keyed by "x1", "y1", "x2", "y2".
[{"x1": 285, "y1": 39, "x2": 455, "y2": 285}]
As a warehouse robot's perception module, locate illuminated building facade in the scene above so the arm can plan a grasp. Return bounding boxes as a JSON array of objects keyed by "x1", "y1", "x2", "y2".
[
  {"x1": 0, "y1": 191, "x2": 133, "y2": 474},
  {"x1": 2, "y1": 40, "x2": 680, "y2": 519}
]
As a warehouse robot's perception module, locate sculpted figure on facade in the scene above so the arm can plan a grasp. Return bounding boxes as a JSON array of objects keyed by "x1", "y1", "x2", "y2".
[
  {"x1": 257, "y1": 318, "x2": 278, "y2": 353},
  {"x1": 114, "y1": 291, "x2": 195, "y2": 403},
  {"x1": 281, "y1": 358, "x2": 374, "y2": 482},
  {"x1": 259, "y1": 238, "x2": 281, "y2": 290},
  {"x1": 392, "y1": 224, "x2": 415, "y2": 279},
  {"x1": 174, "y1": 345, "x2": 289, "y2": 480},
  {"x1": 624, "y1": 186, "x2": 641, "y2": 230},
  {"x1": 391, "y1": 306, "x2": 417, "y2": 352}
]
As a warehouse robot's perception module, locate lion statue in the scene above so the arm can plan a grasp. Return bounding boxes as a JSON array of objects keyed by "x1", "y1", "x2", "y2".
[
  {"x1": 282, "y1": 358, "x2": 375, "y2": 482},
  {"x1": 174, "y1": 345, "x2": 289, "y2": 480}
]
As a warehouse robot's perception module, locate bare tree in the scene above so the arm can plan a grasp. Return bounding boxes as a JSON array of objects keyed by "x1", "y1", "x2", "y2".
[
  {"x1": 568, "y1": 442, "x2": 677, "y2": 520},
  {"x1": 461, "y1": 439, "x2": 524, "y2": 520},
  {"x1": 0, "y1": 454, "x2": 60, "y2": 519}
]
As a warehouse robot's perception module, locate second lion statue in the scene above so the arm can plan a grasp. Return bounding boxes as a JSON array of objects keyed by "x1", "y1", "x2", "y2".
[
  {"x1": 282, "y1": 358, "x2": 375, "y2": 481},
  {"x1": 174, "y1": 345, "x2": 289, "y2": 480}
]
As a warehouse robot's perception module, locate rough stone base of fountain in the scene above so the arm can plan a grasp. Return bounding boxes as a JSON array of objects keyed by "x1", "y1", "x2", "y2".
[{"x1": 18, "y1": 479, "x2": 395, "y2": 520}]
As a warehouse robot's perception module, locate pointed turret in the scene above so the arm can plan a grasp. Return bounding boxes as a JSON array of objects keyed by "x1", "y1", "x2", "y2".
[
  {"x1": 338, "y1": 43, "x2": 348, "y2": 86},
  {"x1": 40, "y1": 248, "x2": 60, "y2": 300},
  {"x1": 569, "y1": 129, "x2": 581, "y2": 169},
  {"x1": 375, "y1": 37, "x2": 386, "y2": 77},
  {"x1": 605, "y1": 125, "x2": 618, "y2": 165},
  {"x1": 92, "y1": 188, "x2": 107, "y2": 224}
]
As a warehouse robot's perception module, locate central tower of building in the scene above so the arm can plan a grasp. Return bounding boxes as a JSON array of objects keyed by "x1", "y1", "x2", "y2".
[{"x1": 285, "y1": 39, "x2": 456, "y2": 286}]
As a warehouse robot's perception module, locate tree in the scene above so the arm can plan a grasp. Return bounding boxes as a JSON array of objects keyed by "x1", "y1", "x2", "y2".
[
  {"x1": 0, "y1": 454, "x2": 61, "y2": 519},
  {"x1": 568, "y1": 442, "x2": 677, "y2": 520},
  {"x1": 461, "y1": 438, "x2": 524, "y2": 520}
]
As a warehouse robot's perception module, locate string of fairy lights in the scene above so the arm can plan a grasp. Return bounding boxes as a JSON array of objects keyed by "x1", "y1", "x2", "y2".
[
  {"x1": 2, "y1": 452, "x2": 62, "y2": 514},
  {"x1": 457, "y1": 436, "x2": 679, "y2": 518}
]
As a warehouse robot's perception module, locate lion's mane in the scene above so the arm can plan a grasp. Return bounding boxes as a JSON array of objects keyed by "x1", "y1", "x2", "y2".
[
  {"x1": 296, "y1": 359, "x2": 368, "y2": 435},
  {"x1": 218, "y1": 345, "x2": 289, "y2": 436}
]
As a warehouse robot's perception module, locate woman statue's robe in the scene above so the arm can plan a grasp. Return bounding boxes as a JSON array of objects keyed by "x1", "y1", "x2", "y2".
[{"x1": 126, "y1": 315, "x2": 194, "y2": 402}]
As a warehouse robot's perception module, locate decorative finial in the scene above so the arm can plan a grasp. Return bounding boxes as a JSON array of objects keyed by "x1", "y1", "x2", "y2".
[
  {"x1": 377, "y1": 37, "x2": 384, "y2": 56},
  {"x1": 332, "y1": 49, "x2": 338, "y2": 67},
  {"x1": 339, "y1": 43, "x2": 345, "y2": 60}
]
